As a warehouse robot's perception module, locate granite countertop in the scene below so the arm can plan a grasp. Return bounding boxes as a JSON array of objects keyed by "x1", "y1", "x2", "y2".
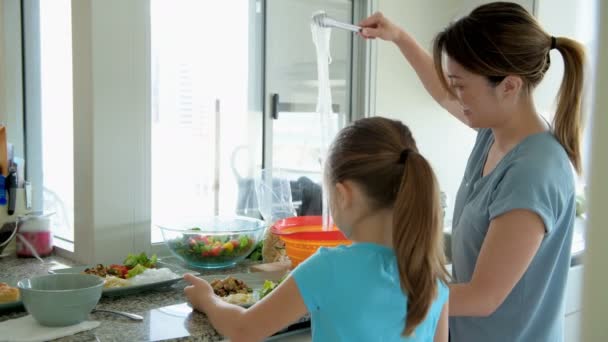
[{"x1": 0, "y1": 255, "x2": 308, "y2": 342}]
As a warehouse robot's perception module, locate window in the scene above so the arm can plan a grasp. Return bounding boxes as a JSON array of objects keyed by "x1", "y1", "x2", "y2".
[
  {"x1": 21, "y1": 0, "x2": 369, "y2": 260},
  {"x1": 40, "y1": 0, "x2": 74, "y2": 241},
  {"x1": 266, "y1": 0, "x2": 353, "y2": 183},
  {"x1": 150, "y1": 0, "x2": 263, "y2": 243}
]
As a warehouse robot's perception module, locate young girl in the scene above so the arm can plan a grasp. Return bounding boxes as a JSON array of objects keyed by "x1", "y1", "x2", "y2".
[{"x1": 184, "y1": 117, "x2": 450, "y2": 341}]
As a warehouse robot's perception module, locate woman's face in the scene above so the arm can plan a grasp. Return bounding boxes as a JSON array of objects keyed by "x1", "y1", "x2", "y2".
[{"x1": 446, "y1": 58, "x2": 512, "y2": 128}]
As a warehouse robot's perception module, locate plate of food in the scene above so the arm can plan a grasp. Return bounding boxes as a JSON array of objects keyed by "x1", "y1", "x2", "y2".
[
  {"x1": 0, "y1": 280, "x2": 23, "y2": 312},
  {"x1": 200, "y1": 270, "x2": 288, "y2": 307},
  {"x1": 49, "y1": 253, "x2": 199, "y2": 297}
]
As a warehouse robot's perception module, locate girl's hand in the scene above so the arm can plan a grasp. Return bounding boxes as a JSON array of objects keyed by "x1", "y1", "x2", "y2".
[
  {"x1": 358, "y1": 12, "x2": 403, "y2": 42},
  {"x1": 184, "y1": 274, "x2": 215, "y2": 312}
]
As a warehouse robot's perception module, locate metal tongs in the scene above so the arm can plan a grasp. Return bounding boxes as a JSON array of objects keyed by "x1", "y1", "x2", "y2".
[{"x1": 311, "y1": 11, "x2": 361, "y2": 33}]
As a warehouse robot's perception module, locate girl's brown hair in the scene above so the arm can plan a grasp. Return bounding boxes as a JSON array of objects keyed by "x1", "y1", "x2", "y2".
[
  {"x1": 326, "y1": 117, "x2": 449, "y2": 336},
  {"x1": 433, "y1": 1, "x2": 585, "y2": 174}
]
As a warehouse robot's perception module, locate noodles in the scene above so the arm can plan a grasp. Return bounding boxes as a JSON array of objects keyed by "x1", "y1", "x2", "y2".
[{"x1": 311, "y1": 20, "x2": 336, "y2": 231}]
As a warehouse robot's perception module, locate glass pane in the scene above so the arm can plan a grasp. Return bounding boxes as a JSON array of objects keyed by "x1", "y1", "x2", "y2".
[
  {"x1": 150, "y1": 0, "x2": 262, "y2": 243},
  {"x1": 39, "y1": 0, "x2": 75, "y2": 241},
  {"x1": 266, "y1": 0, "x2": 353, "y2": 215}
]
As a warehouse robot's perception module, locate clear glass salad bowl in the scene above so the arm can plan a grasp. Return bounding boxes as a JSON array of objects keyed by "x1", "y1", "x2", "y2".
[{"x1": 158, "y1": 216, "x2": 266, "y2": 269}]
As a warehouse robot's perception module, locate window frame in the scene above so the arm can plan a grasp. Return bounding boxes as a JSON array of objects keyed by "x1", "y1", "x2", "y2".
[
  {"x1": 21, "y1": 0, "x2": 375, "y2": 263},
  {"x1": 1, "y1": 0, "x2": 27, "y2": 204}
]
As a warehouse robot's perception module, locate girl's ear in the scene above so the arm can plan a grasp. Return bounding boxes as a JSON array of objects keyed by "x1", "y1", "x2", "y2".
[{"x1": 335, "y1": 181, "x2": 353, "y2": 210}]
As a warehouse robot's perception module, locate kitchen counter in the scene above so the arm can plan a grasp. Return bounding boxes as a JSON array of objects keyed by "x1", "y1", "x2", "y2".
[
  {"x1": 1, "y1": 218, "x2": 587, "y2": 341},
  {"x1": 0, "y1": 255, "x2": 310, "y2": 341}
]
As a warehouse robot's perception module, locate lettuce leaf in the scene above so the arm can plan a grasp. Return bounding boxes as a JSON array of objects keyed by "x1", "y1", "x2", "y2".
[
  {"x1": 123, "y1": 252, "x2": 157, "y2": 268},
  {"x1": 126, "y1": 264, "x2": 147, "y2": 278}
]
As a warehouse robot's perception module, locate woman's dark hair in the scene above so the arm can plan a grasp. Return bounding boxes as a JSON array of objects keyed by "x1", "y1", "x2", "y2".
[{"x1": 433, "y1": 2, "x2": 586, "y2": 173}]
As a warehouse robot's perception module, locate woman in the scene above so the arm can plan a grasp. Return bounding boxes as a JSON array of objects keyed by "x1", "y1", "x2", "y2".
[{"x1": 359, "y1": 2, "x2": 584, "y2": 341}]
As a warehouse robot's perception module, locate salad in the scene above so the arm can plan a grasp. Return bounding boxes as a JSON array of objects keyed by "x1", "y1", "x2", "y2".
[
  {"x1": 260, "y1": 274, "x2": 287, "y2": 299},
  {"x1": 84, "y1": 252, "x2": 158, "y2": 280},
  {"x1": 82, "y1": 253, "x2": 180, "y2": 289},
  {"x1": 168, "y1": 233, "x2": 256, "y2": 264}
]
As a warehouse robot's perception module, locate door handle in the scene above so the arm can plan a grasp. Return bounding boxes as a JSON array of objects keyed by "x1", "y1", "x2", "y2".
[{"x1": 270, "y1": 93, "x2": 339, "y2": 120}]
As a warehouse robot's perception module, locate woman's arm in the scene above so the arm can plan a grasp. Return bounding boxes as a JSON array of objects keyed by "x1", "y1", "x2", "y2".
[
  {"x1": 359, "y1": 12, "x2": 467, "y2": 124},
  {"x1": 434, "y1": 301, "x2": 449, "y2": 342},
  {"x1": 449, "y1": 209, "x2": 545, "y2": 316},
  {"x1": 184, "y1": 274, "x2": 307, "y2": 342}
]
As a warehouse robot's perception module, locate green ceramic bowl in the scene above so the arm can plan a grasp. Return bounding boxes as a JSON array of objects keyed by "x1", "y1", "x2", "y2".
[{"x1": 17, "y1": 274, "x2": 103, "y2": 326}]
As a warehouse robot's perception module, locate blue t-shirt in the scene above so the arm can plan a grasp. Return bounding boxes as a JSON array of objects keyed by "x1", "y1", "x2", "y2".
[
  {"x1": 292, "y1": 243, "x2": 449, "y2": 341},
  {"x1": 450, "y1": 129, "x2": 575, "y2": 342}
]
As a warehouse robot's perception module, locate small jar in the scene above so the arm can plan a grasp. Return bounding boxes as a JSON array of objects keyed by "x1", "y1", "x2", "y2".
[{"x1": 16, "y1": 212, "x2": 54, "y2": 258}]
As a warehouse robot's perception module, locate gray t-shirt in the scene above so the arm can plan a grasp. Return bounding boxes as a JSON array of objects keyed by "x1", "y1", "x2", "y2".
[{"x1": 450, "y1": 128, "x2": 575, "y2": 342}]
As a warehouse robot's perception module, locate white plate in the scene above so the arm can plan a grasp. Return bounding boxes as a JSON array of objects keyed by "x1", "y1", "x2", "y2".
[
  {"x1": 49, "y1": 261, "x2": 199, "y2": 297},
  {"x1": 199, "y1": 270, "x2": 288, "y2": 307}
]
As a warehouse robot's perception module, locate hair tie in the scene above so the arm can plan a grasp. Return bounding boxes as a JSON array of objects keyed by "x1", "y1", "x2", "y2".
[
  {"x1": 550, "y1": 36, "x2": 557, "y2": 50},
  {"x1": 398, "y1": 149, "x2": 413, "y2": 164}
]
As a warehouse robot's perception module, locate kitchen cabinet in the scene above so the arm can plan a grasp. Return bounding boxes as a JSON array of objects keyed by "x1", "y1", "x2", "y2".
[
  {"x1": 566, "y1": 265, "x2": 584, "y2": 315},
  {"x1": 564, "y1": 265, "x2": 584, "y2": 341},
  {"x1": 565, "y1": 312, "x2": 582, "y2": 342}
]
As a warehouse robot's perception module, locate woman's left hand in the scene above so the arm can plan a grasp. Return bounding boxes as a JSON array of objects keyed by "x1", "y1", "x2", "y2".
[
  {"x1": 184, "y1": 273, "x2": 214, "y2": 312},
  {"x1": 359, "y1": 12, "x2": 403, "y2": 42}
]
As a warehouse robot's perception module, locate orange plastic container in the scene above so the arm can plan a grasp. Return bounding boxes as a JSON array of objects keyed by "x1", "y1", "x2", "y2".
[{"x1": 270, "y1": 216, "x2": 352, "y2": 268}]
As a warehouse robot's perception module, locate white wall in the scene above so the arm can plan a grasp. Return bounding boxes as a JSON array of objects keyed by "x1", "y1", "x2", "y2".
[
  {"x1": 373, "y1": 0, "x2": 478, "y2": 220},
  {"x1": 535, "y1": 0, "x2": 597, "y2": 179},
  {"x1": 0, "y1": 0, "x2": 25, "y2": 159},
  {"x1": 582, "y1": 2, "x2": 608, "y2": 340},
  {"x1": 374, "y1": 0, "x2": 567, "y2": 220},
  {"x1": 71, "y1": 0, "x2": 151, "y2": 264}
]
